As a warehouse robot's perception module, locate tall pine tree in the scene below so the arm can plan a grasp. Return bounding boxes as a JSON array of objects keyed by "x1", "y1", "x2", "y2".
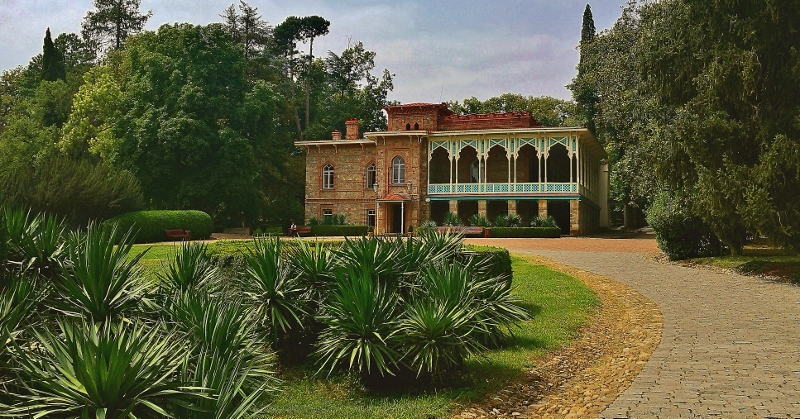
[
  {"x1": 572, "y1": 3, "x2": 598, "y2": 134},
  {"x1": 41, "y1": 28, "x2": 66, "y2": 82},
  {"x1": 81, "y1": 0, "x2": 152, "y2": 55}
]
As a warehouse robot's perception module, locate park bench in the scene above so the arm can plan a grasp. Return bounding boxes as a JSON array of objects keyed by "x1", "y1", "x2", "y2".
[
  {"x1": 436, "y1": 226, "x2": 485, "y2": 237},
  {"x1": 288, "y1": 226, "x2": 312, "y2": 236},
  {"x1": 164, "y1": 229, "x2": 190, "y2": 240}
]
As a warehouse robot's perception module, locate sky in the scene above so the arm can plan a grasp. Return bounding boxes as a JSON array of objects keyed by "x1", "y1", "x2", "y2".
[{"x1": 0, "y1": 0, "x2": 628, "y2": 104}]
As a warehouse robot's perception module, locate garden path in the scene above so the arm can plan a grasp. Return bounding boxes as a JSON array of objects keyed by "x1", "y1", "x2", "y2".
[{"x1": 469, "y1": 236, "x2": 800, "y2": 418}]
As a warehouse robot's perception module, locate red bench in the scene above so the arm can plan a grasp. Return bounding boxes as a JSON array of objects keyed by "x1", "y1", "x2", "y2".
[
  {"x1": 288, "y1": 226, "x2": 312, "y2": 236},
  {"x1": 436, "y1": 226, "x2": 485, "y2": 237},
  {"x1": 164, "y1": 229, "x2": 190, "y2": 240}
]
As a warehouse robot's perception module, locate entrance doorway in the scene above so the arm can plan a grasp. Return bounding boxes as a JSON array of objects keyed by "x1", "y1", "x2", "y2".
[
  {"x1": 548, "y1": 200, "x2": 571, "y2": 235},
  {"x1": 391, "y1": 203, "x2": 403, "y2": 233}
]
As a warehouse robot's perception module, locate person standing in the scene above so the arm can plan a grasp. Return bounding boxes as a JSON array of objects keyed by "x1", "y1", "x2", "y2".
[{"x1": 289, "y1": 220, "x2": 298, "y2": 237}]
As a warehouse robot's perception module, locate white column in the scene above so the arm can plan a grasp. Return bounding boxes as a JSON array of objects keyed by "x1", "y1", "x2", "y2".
[{"x1": 401, "y1": 202, "x2": 405, "y2": 234}]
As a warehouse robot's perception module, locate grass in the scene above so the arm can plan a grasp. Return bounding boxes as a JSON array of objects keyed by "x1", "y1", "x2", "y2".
[
  {"x1": 260, "y1": 254, "x2": 599, "y2": 419},
  {"x1": 128, "y1": 243, "x2": 600, "y2": 418},
  {"x1": 690, "y1": 244, "x2": 800, "y2": 283}
]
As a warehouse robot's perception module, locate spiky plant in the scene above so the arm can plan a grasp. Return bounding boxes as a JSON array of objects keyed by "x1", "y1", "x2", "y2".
[
  {"x1": 468, "y1": 213, "x2": 489, "y2": 227},
  {"x1": 334, "y1": 236, "x2": 401, "y2": 282},
  {"x1": 53, "y1": 223, "x2": 150, "y2": 322},
  {"x1": 289, "y1": 239, "x2": 335, "y2": 290},
  {"x1": 158, "y1": 242, "x2": 219, "y2": 293},
  {"x1": 316, "y1": 267, "x2": 401, "y2": 378},
  {"x1": 0, "y1": 273, "x2": 40, "y2": 384},
  {"x1": 418, "y1": 230, "x2": 465, "y2": 262},
  {"x1": 5, "y1": 319, "x2": 195, "y2": 418},
  {"x1": 242, "y1": 237, "x2": 308, "y2": 345},
  {"x1": 4, "y1": 207, "x2": 66, "y2": 278},
  {"x1": 168, "y1": 293, "x2": 275, "y2": 419},
  {"x1": 443, "y1": 211, "x2": 462, "y2": 226}
]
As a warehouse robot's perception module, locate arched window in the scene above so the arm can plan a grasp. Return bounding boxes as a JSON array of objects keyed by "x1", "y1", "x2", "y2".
[
  {"x1": 413, "y1": 122, "x2": 419, "y2": 130},
  {"x1": 391, "y1": 156, "x2": 405, "y2": 184},
  {"x1": 405, "y1": 123, "x2": 411, "y2": 130},
  {"x1": 322, "y1": 164, "x2": 334, "y2": 189},
  {"x1": 366, "y1": 162, "x2": 377, "y2": 189}
]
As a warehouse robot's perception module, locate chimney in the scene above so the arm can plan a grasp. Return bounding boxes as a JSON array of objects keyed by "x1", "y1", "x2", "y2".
[
  {"x1": 331, "y1": 129, "x2": 342, "y2": 140},
  {"x1": 345, "y1": 119, "x2": 359, "y2": 140}
]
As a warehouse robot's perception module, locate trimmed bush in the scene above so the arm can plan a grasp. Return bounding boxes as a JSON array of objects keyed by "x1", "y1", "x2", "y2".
[
  {"x1": 102, "y1": 210, "x2": 213, "y2": 243},
  {"x1": 646, "y1": 192, "x2": 724, "y2": 260},
  {"x1": 461, "y1": 245, "x2": 513, "y2": 282},
  {"x1": 488, "y1": 227, "x2": 561, "y2": 238},
  {"x1": 309, "y1": 225, "x2": 369, "y2": 237}
]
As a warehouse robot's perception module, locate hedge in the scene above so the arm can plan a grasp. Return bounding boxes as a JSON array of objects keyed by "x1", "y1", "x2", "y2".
[
  {"x1": 461, "y1": 245, "x2": 513, "y2": 287},
  {"x1": 488, "y1": 227, "x2": 561, "y2": 238},
  {"x1": 101, "y1": 210, "x2": 213, "y2": 243},
  {"x1": 309, "y1": 225, "x2": 369, "y2": 237}
]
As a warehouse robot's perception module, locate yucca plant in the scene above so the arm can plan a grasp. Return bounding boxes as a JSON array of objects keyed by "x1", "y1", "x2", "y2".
[
  {"x1": 168, "y1": 293, "x2": 275, "y2": 419},
  {"x1": 334, "y1": 236, "x2": 401, "y2": 282},
  {"x1": 468, "y1": 213, "x2": 490, "y2": 227},
  {"x1": 470, "y1": 276, "x2": 531, "y2": 347},
  {"x1": 398, "y1": 300, "x2": 484, "y2": 379},
  {"x1": 0, "y1": 274, "x2": 40, "y2": 379},
  {"x1": 418, "y1": 230, "x2": 465, "y2": 262},
  {"x1": 5, "y1": 318, "x2": 196, "y2": 418},
  {"x1": 177, "y1": 349, "x2": 273, "y2": 419},
  {"x1": 4, "y1": 207, "x2": 66, "y2": 278},
  {"x1": 242, "y1": 237, "x2": 308, "y2": 346},
  {"x1": 316, "y1": 267, "x2": 402, "y2": 378},
  {"x1": 53, "y1": 223, "x2": 150, "y2": 322},
  {"x1": 289, "y1": 239, "x2": 336, "y2": 290},
  {"x1": 442, "y1": 211, "x2": 462, "y2": 226},
  {"x1": 158, "y1": 242, "x2": 219, "y2": 293}
]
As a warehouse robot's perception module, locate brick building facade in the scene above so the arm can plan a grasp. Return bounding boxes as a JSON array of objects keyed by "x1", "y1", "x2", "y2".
[{"x1": 296, "y1": 103, "x2": 609, "y2": 235}]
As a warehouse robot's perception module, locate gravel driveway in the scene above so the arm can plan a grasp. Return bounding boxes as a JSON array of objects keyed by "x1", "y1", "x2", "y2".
[{"x1": 468, "y1": 237, "x2": 800, "y2": 418}]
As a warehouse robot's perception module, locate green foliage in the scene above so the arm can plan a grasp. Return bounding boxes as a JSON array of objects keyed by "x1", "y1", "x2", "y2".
[
  {"x1": 242, "y1": 237, "x2": 309, "y2": 348},
  {"x1": 3, "y1": 207, "x2": 67, "y2": 278},
  {"x1": 489, "y1": 227, "x2": 561, "y2": 238},
  {"x1": 6, "y1": 319, "x2": 194, "y2": 418},
  {"x1": 646, "y1": 192, "x2": 725, "y2": 260},
  {"x1": 443, "y1": 211, "x2": 462, "y2": 226},
  {"x1": 309, "y1": 225, "x2": 369, "y2": 236},
  {"x1": 0, "y1": 155, "x2": 144, "y2": 228},
  {"x1": 316, "y1": 267, "x2": 401, "y2": 377},
  {"x1": 157, "y1": 242, "x2": 219, "y2": 293},
  {"x1": 469, "y1": 213, "x2": 489, "y2": 227},
  {"x1": 81, "y1": 0, "x2": 152, "y2": 54},
  {"x1": 530, "y1": 215, "x2": 559, "y2": 228},
  {"x1": 460, "y1": 245, "x2": 513, "y2": 284},
  {"x1": 447, "y1": 93, "x2": 583, "y2": 127},
  {"x1": 493, "y1": 213, "x2": 521, "y2": 227},
  {"x1": 41, "y1": 28, "x2": 66, "y2": 82},
  {"x1": 54, "y1": 223, "x2": 150, "y2": 322},
  {"x1": 102, "y1": 210, "x2": 213, "y2": 243}
]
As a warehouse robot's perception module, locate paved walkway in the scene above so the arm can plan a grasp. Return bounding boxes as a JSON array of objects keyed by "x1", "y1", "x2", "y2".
[{"x1": 475, "y1": 238, "x2": 800, "y2": 418}]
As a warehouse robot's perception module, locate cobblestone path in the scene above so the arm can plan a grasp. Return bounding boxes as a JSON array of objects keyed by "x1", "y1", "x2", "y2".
[{"x1": 526, "y1": 248, "x2": 800, "y2": 418}]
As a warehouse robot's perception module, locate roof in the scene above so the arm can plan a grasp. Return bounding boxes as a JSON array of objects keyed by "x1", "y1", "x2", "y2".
[{"x1": 377, "y1": 194, "x2": 410, "y2": 202}]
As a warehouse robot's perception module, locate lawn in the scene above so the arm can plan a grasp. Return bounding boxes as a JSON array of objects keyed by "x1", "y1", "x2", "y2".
[
  {"x1": 690, "y1": 244, "x2": 800, "y2": 283},
  {"x1": 128, "y1": 243, "x2": 599, "y2": 418}
]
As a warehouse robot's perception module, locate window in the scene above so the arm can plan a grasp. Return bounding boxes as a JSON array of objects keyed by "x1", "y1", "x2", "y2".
[
  {"x1": 366, "y1": 163, "x2": 377, "y2": 189},
  {"x1": 323, "y1": 208, "x2": 333, "y2": 223},
  {"x1": 322, "y1": 164, "x2": 334, "y2": 189},
  {"x1": 405, "y1": 123, "x2": 411, "y2": 130},
  {"x1": 414, "y1": 122, "x2": 419, "y2": 130},
  {"x1": 391, "y1": 156, "x2": 405, "y2": 184},
  {"x1": 367, "y1": 209, "x2": 376, "y2": 227}
]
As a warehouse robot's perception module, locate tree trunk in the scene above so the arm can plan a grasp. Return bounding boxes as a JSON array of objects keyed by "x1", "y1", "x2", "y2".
[{"x1": 304, "y1": 38, "x2": 314, "y2": 130}]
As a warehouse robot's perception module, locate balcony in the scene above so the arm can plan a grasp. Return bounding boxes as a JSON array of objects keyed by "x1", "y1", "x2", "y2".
[{"x1": 427, "y1": 182, "x2": 597, "y2": 203}]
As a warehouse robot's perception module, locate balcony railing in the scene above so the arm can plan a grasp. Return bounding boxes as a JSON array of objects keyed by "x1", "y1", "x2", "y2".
[{"x1": 428, "y1": 182, "x2": 599, "y2": 202}]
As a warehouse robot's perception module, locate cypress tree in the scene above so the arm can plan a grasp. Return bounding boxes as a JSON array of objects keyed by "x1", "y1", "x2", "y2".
[
  {"x1": 41, "y1": 27, "x2": 66, "y2": 81},
  {"x1": 581, "y1": 4, "x2": 596, "y2": 46}
]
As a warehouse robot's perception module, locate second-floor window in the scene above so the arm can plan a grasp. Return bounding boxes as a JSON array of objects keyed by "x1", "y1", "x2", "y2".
[
  {"x1": 366, "y1": 163, "x2": 377, "y2": 189},
  {"x1": 391, "y1": 156, "x2": 405, "y2": 184},
  {"x1": 322, "y1": 164, "x2": 334, "y2": 189}
]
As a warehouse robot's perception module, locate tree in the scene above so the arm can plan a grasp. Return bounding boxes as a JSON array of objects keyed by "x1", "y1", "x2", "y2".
[
  {"x1": 221, "y1": 1, "x2": 271, "y2": 61},
  {"x1": 41, "y1": 28, "x2": 66, "y2": 82},
  {"x1": 81, "y1": 0, "x2": 152, "y2": 54},
  {"x1": 447, "y1": 93, "x2": 582, "y2": 127},
  {"x1": 569, "y1": 3, "x2": 599, "y2": 134},
  {"x1": 298, "y1": 16, "x2": 330, "y2": 129}
]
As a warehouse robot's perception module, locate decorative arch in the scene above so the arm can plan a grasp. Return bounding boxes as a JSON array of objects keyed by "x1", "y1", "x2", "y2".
[
  {"x1": 322, "y1": 163, "x2": 334, "y2": 189},
  {"x1": 365, "y1": 162, "x2": 377, "y2": 189}
]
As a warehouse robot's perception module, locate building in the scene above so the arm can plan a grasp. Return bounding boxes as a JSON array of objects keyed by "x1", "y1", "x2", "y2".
[{"x1": 295, "y1": 103, "x2": 609, "y2": 235}]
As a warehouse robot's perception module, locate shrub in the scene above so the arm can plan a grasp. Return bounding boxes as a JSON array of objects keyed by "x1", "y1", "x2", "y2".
[
  {"x1": 468, "y1": 214, "x2": 489, "y2": 227},
  {"x1": 530, "y1": 215, "x2": 558, "y2": 228},
  {"x1": 102, "y1": 210, "x2": 213, "y2": 243},
  {"x1": 646, "y1": 192, "x2": 725, "y2": 260},
  {"x1": 493, "y1": 213, "x2": 521, "y2": 227},
  {"x1": 310, "y1": 225, "x2": 369, "y2": 237},
  {"x1": 489, "y1": 227, "x2": 561, "y2": 238},
  {"x1": 461, "y1": 245, "x2": 513, "y2": 283},
  {"x1": 442, "y1": 211, "x2": 462, "y2": 226},
  {"x1": 416, "y1": 220, "x2": 438, "y2": 234}
]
